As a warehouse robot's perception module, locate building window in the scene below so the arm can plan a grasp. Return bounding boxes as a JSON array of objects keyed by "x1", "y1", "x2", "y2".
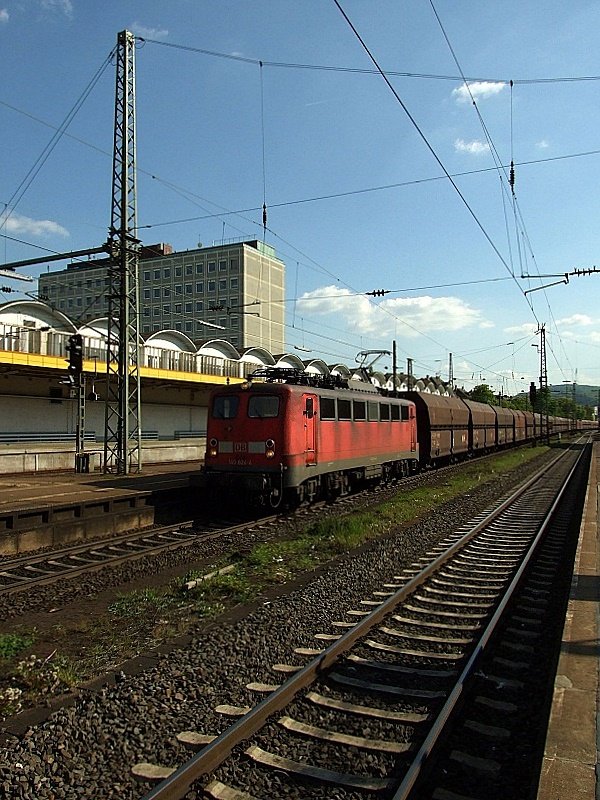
[
  {"x1": 219, "y1": 259, "x2": 227, "y2": 271},
  {"x1": 230, "y1": 316, "x2": 239, "y2": 328},
  {"x1": 175, "y1": 322, "x2": 182, "y2": 331},
  {"x1": 163, "y1": 305, "x2": 171, "y2": 313},
  {"x1": 175, "y1": 303, "x2": 182, "y2": 313},
  {"x1": 174, "y1": 285, "x2": 182, "y2": 295},
  {"x1": 230, "y1": 296, "x2": 238, "y2": 308},
  {"x1": 144, "y1": 288, "x2": 151, "y2": 299},
  {"x1": 143, "y1": 325, "x2": 150, "y2": 333},
  {"x1": 184, "y1": 321, "x2": 192, "y2": 331},
  {"x1": 152, "y1": 288, "x2": 159, "y2": 298},
  {"x1": 185, "y1": 302, "x2": 192, "y2": 313},
  {"x1": 230, "y1": 277, "x2": 238, "y2": 290},
  {"x1": 175, "y1": 266, "x2": 182, "y2": 277},
  {"x1": 185, "y1": 283, "x2": 192, "y2": 295},
  {"x1": 196, "y1": 281, "x2": 203, "y2": 293},
  {"x1": 195, "y1": 263, "x2": 204, "y2": 274},
  {"x1": 154, "y1": 269, "x2": 160, "y2": 280},
  {"x1": 153, "y1": 307, "x2": 160, "y2": 316},
  {"x1": 219, "y1": 317, "x2": 227, "y2": 328},
  {"x1": 143, "y1": 307, "x2": 150, "y2": 317},
  {"x1": 219, "y1": 279, "x2": 227, "y2": 291},
  {"x1": 230, "y1": 258, "x2": 239, "y2": 272},
  {"x1": 207, "y1": 280, "x2": 216, "y2": 292},
  {"x1": 153, "y1": 324, "x2": 160, "y2": 331},
  {"x1": 143, "y1": 270, "x2": 150, "y2": 281},
  {"x1": 208, "y1": 261, "x2": 216, "y2": 273},
  {"x1": 196, "y1": 301, "x2": 204, "y2": 312},
  {"x1": 163, "y1": 267, "x2": 171, "y2": 278}
]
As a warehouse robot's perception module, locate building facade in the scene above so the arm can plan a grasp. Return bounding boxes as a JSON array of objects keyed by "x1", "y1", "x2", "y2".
[{"x1": 38, "y1": 238, "x2": 286, "y2": 352}]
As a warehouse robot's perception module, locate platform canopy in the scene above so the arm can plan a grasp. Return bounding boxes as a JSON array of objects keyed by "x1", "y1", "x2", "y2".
[
  {"x1": 0, "y1": 299, "x2": 75, "y2": 332},
  {"x1": 145, "y1": 330, "x2": 196, "y2": 352}
]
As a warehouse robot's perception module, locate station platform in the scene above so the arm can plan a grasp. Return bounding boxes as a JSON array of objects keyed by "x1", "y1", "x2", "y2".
[
  {"x1": 0, "y1": 461, "x2": 199, "y2": 555},
  {"x1": 537, "y1": 438, "x2": 599, "y2": 799}
]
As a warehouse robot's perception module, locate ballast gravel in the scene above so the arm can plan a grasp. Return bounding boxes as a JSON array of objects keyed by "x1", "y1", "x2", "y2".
[{"x1": 0, "y1": 454, "x2": 555, "y2": 799}]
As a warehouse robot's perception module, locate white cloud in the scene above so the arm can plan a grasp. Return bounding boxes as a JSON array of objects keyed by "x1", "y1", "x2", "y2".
[
  {"x1": 0, "y1": 9, "x2": 8, "y2": 23},
  {"x1": 557, "y1": 313, "x2": 594, "y2": 326},
  {"x1": 41, "y1": 0, "x2": 73, "y2": 17},
  {"x1": 452, "y1": 81, "x2": 505, "y2": 104},
  {"x1": 0, "y1": 212, "x2": 69, "y2": 238},
  {"x1": 130, "y1": 21, "x2": 168, "y2": 39},
  {"x1": 536, "y1": 139, "x2": 550, "y2": 149},
  {"x1": 297, "y1": 286, "x2": 489, "y2": 339},
  {"x1": 454, "y1": 138, "x2": 490, "y2": 156},
  {"x1": 503, "y1": 322, "x2": 538, "y2": 336}
]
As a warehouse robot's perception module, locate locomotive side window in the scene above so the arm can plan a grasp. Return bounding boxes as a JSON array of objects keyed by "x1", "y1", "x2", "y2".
[
  {"x1": 338, "y1": 399, "x2": 352, "y2": 420},
  {"x1": 212, "y1": 396, "x2": 240, "y2": 419},
  {"x1": 368, "y1": 401, "x2": 379, "y2": 421},
  {"x1": 248, "y1": 395, "x2": 280, "y2": 418},
  {"x1": 353, "y1": 400, "x2": 366, "y2": 421},
  {"x1": 320, "y1": 397, "x2": 336, "y2": 420},
  {"x1": 391, "y1": 404, "x2": 400, "y2": 421},
  {"x1": 401, "y1": 405, "x2": 410, "y2": 421},
  {"x1": 380, "y1": 403, "x2": 390, "y2": 421}
]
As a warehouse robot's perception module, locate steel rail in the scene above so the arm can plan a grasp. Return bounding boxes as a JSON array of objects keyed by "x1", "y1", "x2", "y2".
[
  {"x1": 140, "y1": 443, "x2": 584, "y2": 800},
  {"x1": 390, "y1": 439, "x2": 589, "y2": 799},
  {"x1": 0, "y1": 516, "x2": 279, "y2": 596}
]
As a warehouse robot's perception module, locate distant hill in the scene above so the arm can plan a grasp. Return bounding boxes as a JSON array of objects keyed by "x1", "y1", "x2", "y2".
[{"x1": 550, "y1": 384, "x2": 598, "y2": 408}]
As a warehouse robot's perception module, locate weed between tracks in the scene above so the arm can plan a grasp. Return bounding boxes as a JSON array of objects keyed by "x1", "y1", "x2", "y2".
[{"x1": 0, "y1": 445, "x2": 548, "y2": 720}]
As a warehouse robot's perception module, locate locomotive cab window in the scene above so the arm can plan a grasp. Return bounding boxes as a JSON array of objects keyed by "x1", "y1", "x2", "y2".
[
  {"x1": 380, "y1": 403, "x2": 390, "y2": 421},
  {"x1": 401, "y1": 405, "x2": 410, "y2": 421},
  {"x1": 212, "y1": 396, "x2": 240, "y2": 419},
  {"x1": 391, "y1": 404, "x2": 400, "y2": 421},
  {"x1": 248, "y1": 395, "x2": 280, "y2": 418},
  {"x1": 320, "y1": 397, "x2": 336, "y2": 420}
]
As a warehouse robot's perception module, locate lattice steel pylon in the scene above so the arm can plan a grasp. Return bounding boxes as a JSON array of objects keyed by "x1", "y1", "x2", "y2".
[
  {"x1": 104, "y1": 29, "x2": 142, "y2": 473},
  {"x1": 538, "y1": 324, "x2": 549, "y2": 444}
]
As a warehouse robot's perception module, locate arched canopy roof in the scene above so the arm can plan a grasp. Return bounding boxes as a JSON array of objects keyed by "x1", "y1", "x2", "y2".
[
  {"x1": 196, "y1": 339, "x2": 241, "y2": 360},
  {"x1": 303, "y1": 358, "x2": 329, "y2": 375},
  {"x1": 145, "y1": 330, "x2": 196, "y2": 352},
  {"x1": 239, "y1": 346, "x2": 276, "y2": 366},
  {"x1": 274, "y1": 353, "x2": 305, "y2": 370},
  {"x1": 329, "y1": 364, "x2": 351, "y2": 378},
  {"x1": 370, "y1": 371, "x2": 386, "y2": 388},
  {"x1": 0, "y1": 300, "x2": 75, "y2": 332}
]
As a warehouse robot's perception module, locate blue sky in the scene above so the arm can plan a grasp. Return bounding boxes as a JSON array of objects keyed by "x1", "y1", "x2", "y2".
[{"x1": 1, "y1": 0, "x2": 600, "y2": 394}]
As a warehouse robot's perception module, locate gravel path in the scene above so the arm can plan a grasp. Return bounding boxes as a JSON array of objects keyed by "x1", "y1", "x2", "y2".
[{"x1": 0, "y1": 452, "x2": 555, "y2": 799}]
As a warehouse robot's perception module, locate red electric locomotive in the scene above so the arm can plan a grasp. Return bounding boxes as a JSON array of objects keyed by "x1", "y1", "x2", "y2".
[{"x1": 204, "y1": 368, "x2": 419, "y2": 507}]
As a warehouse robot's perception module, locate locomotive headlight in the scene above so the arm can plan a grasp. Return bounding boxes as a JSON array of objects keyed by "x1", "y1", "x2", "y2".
[
  {"x1": 208, "y1": 437, "x2": 218, "y2": 457},
  {"x1": 265, "y1": 438, "x2": 275, "y2": 458}
]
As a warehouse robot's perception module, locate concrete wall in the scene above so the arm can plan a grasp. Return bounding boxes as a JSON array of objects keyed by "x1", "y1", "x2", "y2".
[
  {"x1": 0, "y1": 394, "x2": 208, "y2": 439},
  {"x1": 0, "y1": 440, "x2": 206, "y2": 474}
]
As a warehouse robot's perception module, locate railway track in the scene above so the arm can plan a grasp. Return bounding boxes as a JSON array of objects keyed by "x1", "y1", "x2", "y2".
[
  {"x1": 0, "y1": 517, "x2": 278, "y2": 596},
  {"x1": 134, "y1": 440, "x2": 590, "y2": 799},
  {"x1": 0, "y1": 457, "x2": 458, "y2": 599}
]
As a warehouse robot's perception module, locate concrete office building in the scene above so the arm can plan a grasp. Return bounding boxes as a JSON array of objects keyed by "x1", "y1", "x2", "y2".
[{"x1": 38, "y1": 238, "x2": 286, "y2": 352}]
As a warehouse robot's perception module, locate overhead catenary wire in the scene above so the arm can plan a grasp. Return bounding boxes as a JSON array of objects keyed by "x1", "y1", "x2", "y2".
[
  {"x1": 0, "y1": 48, "x2": 116, "y2": 235},
  {"x1": 136, "y1": 36, "x2": 600, "y2": 85}
]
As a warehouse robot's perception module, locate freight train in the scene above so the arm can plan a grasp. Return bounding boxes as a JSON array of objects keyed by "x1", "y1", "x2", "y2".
[{"x1": 203, "y1": 367, "x2": 591, "y2": 507}]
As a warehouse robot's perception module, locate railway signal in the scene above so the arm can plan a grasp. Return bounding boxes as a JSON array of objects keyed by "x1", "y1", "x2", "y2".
[{"x1": 66, "y1": 333, "x2": 83, "y2": 375}]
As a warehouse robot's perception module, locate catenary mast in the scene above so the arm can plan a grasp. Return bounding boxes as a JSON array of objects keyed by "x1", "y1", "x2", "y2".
[{"x1": 104, "y1": 29, "x2": 142, "y2": 473}]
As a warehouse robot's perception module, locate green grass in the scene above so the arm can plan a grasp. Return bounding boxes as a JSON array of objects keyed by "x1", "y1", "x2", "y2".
[{"x1": 0, "y1": 632, "x2": 33, "y2": 659}]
